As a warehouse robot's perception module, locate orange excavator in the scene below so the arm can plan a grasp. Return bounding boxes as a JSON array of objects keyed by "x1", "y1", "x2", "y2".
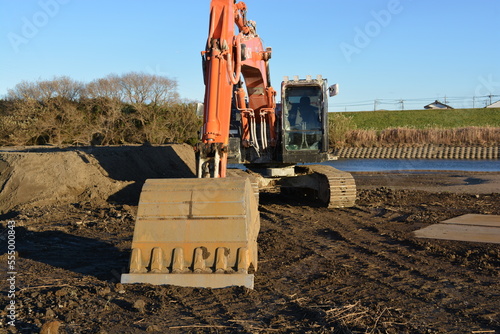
[{"x1": 121, "y1": 0, "x2": 356, "y2": 289}]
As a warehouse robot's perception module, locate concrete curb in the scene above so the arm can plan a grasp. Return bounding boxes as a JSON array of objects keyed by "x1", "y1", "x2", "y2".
[{"x1": 334, "y1": 145, "x2": 499, "y2": 159}]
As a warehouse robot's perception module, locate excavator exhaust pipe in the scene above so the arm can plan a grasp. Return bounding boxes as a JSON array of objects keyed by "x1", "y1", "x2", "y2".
[{"x1": 121, "y1": 177, "x2": 260, "y2": 289}]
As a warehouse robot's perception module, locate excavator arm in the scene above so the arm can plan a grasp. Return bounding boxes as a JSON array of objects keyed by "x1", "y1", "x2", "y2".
[{"x1": 198, "y1": 0, "x2": 276, "y2": 178}]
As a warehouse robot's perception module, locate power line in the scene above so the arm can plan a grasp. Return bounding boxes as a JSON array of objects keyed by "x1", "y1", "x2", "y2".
[{"x1": 331, "y1": 94, "x2": 500, "y2": 111}]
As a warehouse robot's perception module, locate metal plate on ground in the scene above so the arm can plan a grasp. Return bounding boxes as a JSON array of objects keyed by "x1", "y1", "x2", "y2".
[{"x1": 413, "y1": 214, "x2": 500, "y2": 244}]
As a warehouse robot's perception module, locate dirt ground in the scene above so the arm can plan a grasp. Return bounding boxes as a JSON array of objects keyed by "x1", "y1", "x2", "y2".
[{"x1": 0, "y1": 145, "x2": 499, "y2": 334}]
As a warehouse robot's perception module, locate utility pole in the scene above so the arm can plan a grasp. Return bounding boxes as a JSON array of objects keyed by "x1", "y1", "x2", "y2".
[
  {"x1": 399, "y1": 99, "x2": 404, "y2": 111},
  {"x1": 374, "y1": 99, "x2": 379, "y2": 111}
]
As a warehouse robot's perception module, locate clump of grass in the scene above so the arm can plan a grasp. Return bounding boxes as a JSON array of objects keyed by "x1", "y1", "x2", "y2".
[
  {"x1": 328, "y1": 113, "x2": 357, "y2": 148},
  {"x1": 344, "y1": 129, "x2": 378, "y2": 147}
]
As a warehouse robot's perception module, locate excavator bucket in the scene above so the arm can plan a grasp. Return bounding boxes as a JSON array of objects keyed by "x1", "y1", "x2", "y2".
[{"x1": 121, "y1": 177, "x2": 260, "y2": 289}]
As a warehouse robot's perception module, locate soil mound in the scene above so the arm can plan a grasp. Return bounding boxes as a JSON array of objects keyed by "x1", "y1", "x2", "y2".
[
  {"x1": 0, "y1": 151, "x2": 127, "y2": 212},
  {"x1": 0, "y1": 144, "x2": 196, "y2": 213}
]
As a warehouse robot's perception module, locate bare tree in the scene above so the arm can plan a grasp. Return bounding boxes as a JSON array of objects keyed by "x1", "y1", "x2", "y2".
[
  {"x1": 118, "y1": 72, "x2": 152, "y2": 105},
  {"x1": 7, "y1": 80, "x2": 43, "y2": 101},
  {"x1": 37, "y1": 80, "x2": 57, "y2": 100},
  {"x1": 117, "y1": 72, "x2": 179, "y2": 106},
  {"x1": 83, "y1": 72, "x2": 179, "y2": 106},
  {"x1": 51, "y1": 76, "x2": 84, "y2": 101},
  {"x1": 84, "y1": 75, "x2": 123, "y2": 101},
  {"x1": 9, "y1": 73, "x2": 178, "y2": 105},
  {"x1": 150, "y1": 75, "x2": 180, "y2": 106},
  {"x1": 7, "y1": 76, "x2": 84, "y2": 102}
]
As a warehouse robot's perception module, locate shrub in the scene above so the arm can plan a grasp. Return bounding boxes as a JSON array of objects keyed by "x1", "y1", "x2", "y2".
[{"x1": 0, "y1": 97, "x2": 201, "y2": 146}]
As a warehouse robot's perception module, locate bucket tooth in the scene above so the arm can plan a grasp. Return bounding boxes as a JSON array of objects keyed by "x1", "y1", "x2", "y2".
[
  {"x1": 237, "y1": 247, "x2": 250, "y2": 274},
  {"x1": 193, "y1": 247, "x2": 211, "y2": 273},
  {"x1": 150, "y1": 247, "x2": 164, "y2": 273},
  {"x1": 215, "y1": 247, "x2": 229, "y2": 273},
  {"x1": 130, "y1": 248, "x2": 146, "y2": 273},
  {"x1": 172, "y1": 248, "x2": 186, "y2": 273}
]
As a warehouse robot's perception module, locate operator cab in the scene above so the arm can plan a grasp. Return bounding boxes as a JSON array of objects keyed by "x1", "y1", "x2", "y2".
[
  {"x1": 283, "y1": 86, "x2": 322, "y2": 150},
  {"x1": 280, "y1": 76, "x2": 331, "y2": 163},
  {"x1": 226, "y1": 75, "x2": 338, "y2": 166}
]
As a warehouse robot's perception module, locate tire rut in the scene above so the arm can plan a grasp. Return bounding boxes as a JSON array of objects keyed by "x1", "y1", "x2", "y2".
[{"x1": 258, "y1": 201, "x2": 498, "y2": 331}]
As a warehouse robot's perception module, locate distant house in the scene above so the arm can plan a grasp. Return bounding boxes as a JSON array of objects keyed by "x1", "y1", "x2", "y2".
[
  {"x1": 424, "y1": 100, "x2": 454, "y2": 110},
  {"x1": 486, "y1": 100, "x2": 500, "y2": 108}
]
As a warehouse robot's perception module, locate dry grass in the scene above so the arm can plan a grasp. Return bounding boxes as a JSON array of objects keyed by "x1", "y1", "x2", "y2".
[{"x1": 337, "y1": 126, "x2": 500, "y2": 148}]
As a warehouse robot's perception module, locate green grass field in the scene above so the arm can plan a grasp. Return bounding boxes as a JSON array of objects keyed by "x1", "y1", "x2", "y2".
[
  {"x1": 335, "y1": 108, "x2": 500, "y2": 130},
  {"x1": 328, "y1": 108, "x2": 500, "y2": 147}
]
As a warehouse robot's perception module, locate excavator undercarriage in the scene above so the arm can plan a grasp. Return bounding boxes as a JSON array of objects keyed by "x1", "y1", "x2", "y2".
[{"x1": 278, "y1": 165, "x2": 357, "y2": 208}]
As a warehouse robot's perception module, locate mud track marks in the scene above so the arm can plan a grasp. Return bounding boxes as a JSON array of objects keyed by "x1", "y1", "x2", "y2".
[{"x1": 257, "y1": 192, "x2": 499, "y2": 332}]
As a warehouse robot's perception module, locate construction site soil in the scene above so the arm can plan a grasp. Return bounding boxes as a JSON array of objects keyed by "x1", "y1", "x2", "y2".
[{"x1": 0, "y1": 145, "x2": 499, "y2": 334}]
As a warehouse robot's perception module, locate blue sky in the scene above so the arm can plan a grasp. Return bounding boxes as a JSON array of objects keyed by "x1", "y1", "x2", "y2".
[{"x1": 1, "y1": 0, "x2": 499, "y2": 111}]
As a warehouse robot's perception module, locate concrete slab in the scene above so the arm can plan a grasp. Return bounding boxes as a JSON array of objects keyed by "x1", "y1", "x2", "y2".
[
  {"x1": 440, "y1": 214, "x2": 500, "y2": 227},
  {"x1": 265, "y1": 166, "x2": 295, "y2": 177},
  {"x1": 413, "y1": 214, "x2": 500, "y2": 244}
]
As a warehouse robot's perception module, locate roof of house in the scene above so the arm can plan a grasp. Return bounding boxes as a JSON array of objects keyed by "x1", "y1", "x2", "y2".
[
  {"x1": 424, "y1": 100, "x2": 454, "y2": 109},
  {"x1": 486, "y1": 100, "x2": 500, "y2": 108}
]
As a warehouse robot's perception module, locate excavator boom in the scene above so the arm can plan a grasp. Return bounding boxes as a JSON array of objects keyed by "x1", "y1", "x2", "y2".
[{"x1": 198, "y1": 0, "x2": 276, "y2": 178}]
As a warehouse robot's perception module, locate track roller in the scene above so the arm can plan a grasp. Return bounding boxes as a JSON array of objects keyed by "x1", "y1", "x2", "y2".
[{"x1": 279, "y1": 164, "x2": 356, "y2": 208}]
